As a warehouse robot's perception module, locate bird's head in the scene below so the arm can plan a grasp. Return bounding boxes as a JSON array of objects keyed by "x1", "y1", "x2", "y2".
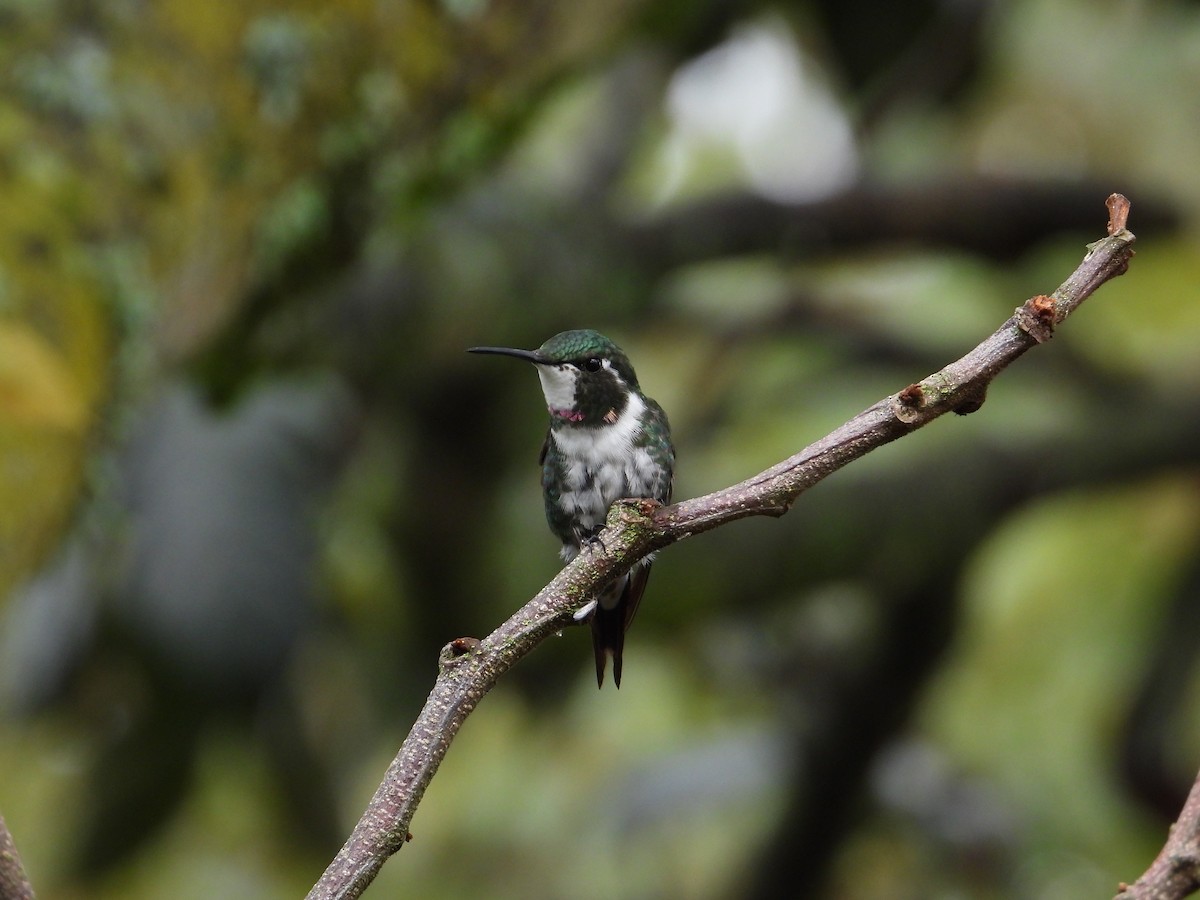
[{"x1": 469, "y1": 329, "x2": 640, "y2": 426}]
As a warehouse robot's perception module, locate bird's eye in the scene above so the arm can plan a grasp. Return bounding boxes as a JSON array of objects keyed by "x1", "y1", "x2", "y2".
[{"x1": 582, "y1": 358, "x2": 603, "y2": 372}]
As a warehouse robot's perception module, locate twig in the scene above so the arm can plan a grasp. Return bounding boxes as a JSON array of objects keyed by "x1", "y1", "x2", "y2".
[
  {"x1": 0, "y1": 813, "x2": 35, "y2": 900},
  {"x1": 307, "y1": 194, "x2": 1138, "y2": 900},
  {"x1": 1117, "y1": 770, "x2": 1200, "y2": 899}
]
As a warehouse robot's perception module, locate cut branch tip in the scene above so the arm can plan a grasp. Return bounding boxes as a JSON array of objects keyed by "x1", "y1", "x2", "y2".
[{"x1": 1107, "y1": 193, "x2": 1131, "y2": 234}]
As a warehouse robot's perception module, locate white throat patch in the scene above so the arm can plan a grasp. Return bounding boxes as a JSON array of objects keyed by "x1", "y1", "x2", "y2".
[{"x1": 536, "y1": 364, "x2": 578, "y2": 413}]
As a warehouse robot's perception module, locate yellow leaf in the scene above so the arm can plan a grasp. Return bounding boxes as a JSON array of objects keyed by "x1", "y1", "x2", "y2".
[{"x1": 0, "y1": 323, "x2": 89, "y2": 431}]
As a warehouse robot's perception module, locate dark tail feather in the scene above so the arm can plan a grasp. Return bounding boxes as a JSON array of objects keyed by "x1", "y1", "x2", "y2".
[
  {"x1": 590, "y1": 566, "x2": 652, "y2": 689},
  {"x1": 591, "y1": 601, "x2": 626, "y2": 689}
]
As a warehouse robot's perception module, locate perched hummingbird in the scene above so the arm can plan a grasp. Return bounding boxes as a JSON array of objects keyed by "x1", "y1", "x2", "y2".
[{"x1": 469, "y1": 329, "x2": 675, "y2": 688}]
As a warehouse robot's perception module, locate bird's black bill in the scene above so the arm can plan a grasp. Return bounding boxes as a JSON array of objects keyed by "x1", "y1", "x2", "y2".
[{"x1": 467, "y1": 346, "x2": 546, "y2": 364}]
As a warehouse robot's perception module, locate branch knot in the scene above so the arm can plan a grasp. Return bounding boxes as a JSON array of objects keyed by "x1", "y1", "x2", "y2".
[
  {"x1": 439, "y1": 637, "x2": 481, "y2": 671},
  {"x1": 1014, "y1": 294, "x2": 1058, "y2": 343},
  {"x1": 892, "y1": 383, "x2": 926, "y2": 424}
]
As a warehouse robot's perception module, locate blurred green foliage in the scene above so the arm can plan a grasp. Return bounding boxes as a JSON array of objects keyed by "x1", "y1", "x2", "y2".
[{"x1": 2, "y1": 0, "x2": 1200, "y2": 898}]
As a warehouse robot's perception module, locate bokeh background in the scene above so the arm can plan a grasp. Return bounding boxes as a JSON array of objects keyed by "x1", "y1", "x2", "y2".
[{"x1": 2, "y1": 0, "x2": 1200, "y2": 897}]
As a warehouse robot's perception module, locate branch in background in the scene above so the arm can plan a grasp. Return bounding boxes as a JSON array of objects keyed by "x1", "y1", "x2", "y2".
[
  {"x1": 0, "y1": 813, "x2": 35, "y2": 900},
  {"x1": 1118, "y1": 771, "x2": 1200, "y2": 899},
  {"x1": 622, "y1": 178, "x2": 1163, "y2": 272},
  {"x1": 307, "y1": 195, "x2": 1137, "y2": 900}
]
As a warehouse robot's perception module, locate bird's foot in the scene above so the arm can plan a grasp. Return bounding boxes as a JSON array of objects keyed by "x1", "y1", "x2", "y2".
[{"x1": 577, "y1": 528, "x2": 607, "y2": 556}]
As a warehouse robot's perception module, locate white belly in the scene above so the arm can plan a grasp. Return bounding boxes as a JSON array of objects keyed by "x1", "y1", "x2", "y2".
[{"x1": 551, "y1": 393, "x2": 660, "y2": 540}]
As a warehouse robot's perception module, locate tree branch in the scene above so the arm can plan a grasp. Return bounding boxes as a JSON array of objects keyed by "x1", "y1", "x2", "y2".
[
  {"x1": 1117, "y1": 769, "x2": 1200, "y2": 899},
  {"x1": 307, "y1": 194, "x2": 1137, "y2": 900},
  {"x1": 0, "y1": 813, "x2": 35, "y2": 900}
]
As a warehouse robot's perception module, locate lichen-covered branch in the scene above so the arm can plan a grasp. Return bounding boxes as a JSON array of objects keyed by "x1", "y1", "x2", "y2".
[
  {"x1": 1117, "y1": 769, "x2": 1200, "y2": 900},
  {"x1": 0, "y1": 813, "x2": 35, "y2": 900},
  {"x1": 307, "y1": 194, "x2": 1137, "y2": 900}
]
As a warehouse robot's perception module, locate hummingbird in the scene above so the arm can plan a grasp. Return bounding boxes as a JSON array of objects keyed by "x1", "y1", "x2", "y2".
[{"x1": 469, "y1": 329, "x2": 675, "y2": 688}]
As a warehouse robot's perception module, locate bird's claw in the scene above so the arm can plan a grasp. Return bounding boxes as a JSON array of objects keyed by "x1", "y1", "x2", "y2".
[{"x1": 574, "y1": 527, "x2": 607, "y2": 556}]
